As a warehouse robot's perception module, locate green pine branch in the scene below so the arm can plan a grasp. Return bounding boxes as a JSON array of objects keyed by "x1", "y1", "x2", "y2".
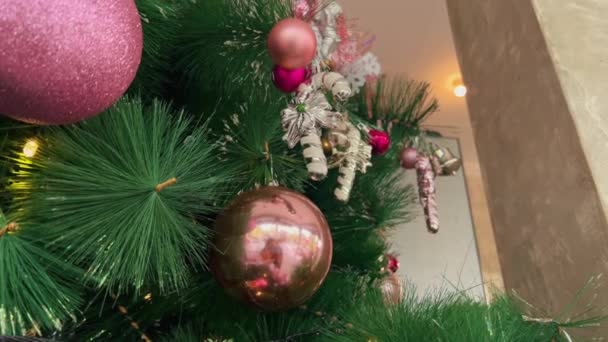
[
  {"x1": 129, "y1": 0, "x2": 184, "y2": 100},
  {"x1": 175, "y1": 0, "x2": 292, "y2": 101},
  {"x1": 351, "y1": 76, "x2": 440, "y2": 134},
  {"x1": 215, "y1": 94, "x2": 309, "y2": 195},
  {"x1": 12, "y1": 97, "x2": 234, "y2": 294},
  {"x1": 0, "y1": 210, "x2": 82, "y2": 336},
  {"x1": 307, "y1": 156, "x2": 416, "y2": 274}
]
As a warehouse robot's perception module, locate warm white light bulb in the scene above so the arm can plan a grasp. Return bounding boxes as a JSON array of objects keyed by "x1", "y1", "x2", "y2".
[
  {"x1": 453, "y1": 85, "x2": 467, "y2": 98},
  {"x1": 23, "y1": 139, "x2": 39, "y2": 158}
]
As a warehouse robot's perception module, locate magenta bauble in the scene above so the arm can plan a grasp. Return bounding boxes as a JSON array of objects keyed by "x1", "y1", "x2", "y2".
[
  {"x1": 267, "y1": 18, "x2": 317, "y2": 70},
  {"x1": 400, "y1": 147, "x2": 418, "y2": 169},
  {"x1": 272, "y1": 65, "x2": 309, "y2": 93},
  {"x1": 386, "y1": 254, "x2": 400, "y2": 273},
  {"x1": 0, "y1": 0, "x2": 143, "y2": 125},
  {"x1": 368, "y1": 129, "x2": 391, "y2": 155}
]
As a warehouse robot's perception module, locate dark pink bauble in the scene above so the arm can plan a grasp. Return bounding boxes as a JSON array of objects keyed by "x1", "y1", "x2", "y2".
[
  {"x1": 267, "y1": 18, "x2": 317, "y2": 70},
  {"x1": 272, "y1": 65, "x2": 309, "y2": 93},
  {"x1": 0, "y1": 0, "x2": 143, "y2": 125},
  {"x1": 369, "y1": 129, "x2": 391, "y2": 155},
  {"x1": 400, "y1": 147, "x2": 418, "y2": 169},
  {"x1": 386, "y1": 254, "x2": 400, "y2": 273}
]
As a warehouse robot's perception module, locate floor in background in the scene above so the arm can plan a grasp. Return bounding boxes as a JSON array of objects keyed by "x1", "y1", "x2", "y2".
[{"x1": 390, "y1": 138, "x2": 485, "y2": 300}]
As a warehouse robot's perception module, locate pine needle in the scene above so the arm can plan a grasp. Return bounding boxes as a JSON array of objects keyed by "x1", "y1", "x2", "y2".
[
  {"x1": 176, "y1": 0, "x2": 293, "y2": 101},
  {"x1": 129, "y1": 0, "x2": 183, "y2": 99},
  {"x1": 351, "y1": 75, "x2": 439, "y2": 131},
  {"x1": 14, "y1": 97, "x2": 233, "y2": 294},
  {"x1": 0, "y1": 210, "x2": 81, "y2": 336}
]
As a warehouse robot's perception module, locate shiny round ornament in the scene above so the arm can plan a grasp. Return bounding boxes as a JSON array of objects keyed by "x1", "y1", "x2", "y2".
[
  {"x1": 267, "y1": 18, "x2": 317, "y2": 70},
  {"x1": 379, "y1": 273, "x2": 404, "y2": 305},
  {"x1": 368, "y1": 129, "x2": 391, "y2": 155},
  {"x1": 272, "y1": 65, "x2": 309, "y2": 93},
  {"x1": 400, "y1": 147, "x2": 418, "y2": 169},
  {"x1": 0, "y1": 0, "x2": 143, "y2": 124},
  {"x1": 321, "y1": 133, "x2": 334, "y2": 156},
  {"x1": 386, "y1": 254, "x2": 399, "y2": 273},
  {"x1": 211, "y1": 186, "x2": 332, "y2": 311}
]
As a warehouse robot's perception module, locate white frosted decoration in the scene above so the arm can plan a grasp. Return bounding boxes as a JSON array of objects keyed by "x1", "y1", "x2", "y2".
[
  {"x1": 310, "y1": 72, "x2": 352, "y2": 101},
  {"x1": 340, "y1": 52, "x2": 382, "y2": 94},
  {"x1": 281, "y1": 91, "x2": 338, "y2": 148},
  {"x1": 281, "y1": 87, "x2": 342, "y2": 180},
  {"x1": 311, "y1": 2, "x2": 343, "y2": 72},
  {"x1": 311, "y1": 24, "x2": 324, "y2": 73},
  {"x1": 301, "y1": 134, "x2": 328, "y2": 180}
]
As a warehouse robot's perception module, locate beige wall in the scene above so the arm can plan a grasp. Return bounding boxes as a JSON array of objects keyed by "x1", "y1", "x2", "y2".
[
  {"x1": 532, "y1": 0, "x2": 608, "y2": 221},
  {"x1": 446, "y1": 0, "x2": 608, "y2": 335}
]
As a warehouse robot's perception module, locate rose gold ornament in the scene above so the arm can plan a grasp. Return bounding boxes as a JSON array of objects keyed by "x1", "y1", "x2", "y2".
[
  {"x1": 400, "y1": 147, "x2": 418, "y2": 169},
  {"x1": 211, "y1": 186, "x2": 332, "y2": 311},
  {"x1": 267, "y1": 18, "x2": 317, "y2": 70},
  {"x1": 379, "y1": 273, "x2": 403, "y2": 305}
]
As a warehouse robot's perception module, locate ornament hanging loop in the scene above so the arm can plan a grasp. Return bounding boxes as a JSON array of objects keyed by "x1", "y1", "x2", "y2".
[{"x1": 155, "y1": 177, "x2": 177, "y2": 193}]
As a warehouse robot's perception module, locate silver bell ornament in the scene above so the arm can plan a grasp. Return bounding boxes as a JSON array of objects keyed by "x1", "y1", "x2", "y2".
[{"x1": 430, "y1": 144, "x2": 462, "y2": 176}]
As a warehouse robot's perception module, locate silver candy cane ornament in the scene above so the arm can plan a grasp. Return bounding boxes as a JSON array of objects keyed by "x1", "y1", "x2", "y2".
[
  {"x1": 331, "y1": 122, "x2": 372, "y2": 202},
  {"x1": 415, "y1": 155, "x2": 439, "y2": 233},
  {"x1": 281, "y1": 90, "x2": 341, "y2": 180},
  {"x1": 281, "y1": 71, "x2": 353, "y2": 180}
]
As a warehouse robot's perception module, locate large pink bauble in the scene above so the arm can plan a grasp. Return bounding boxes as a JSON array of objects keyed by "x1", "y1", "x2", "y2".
[
  {"x1": 211, "y1": 186, "x2": 332, "y2": 311},
  {"x1": 272, "y1": 65, "x2": 309, "y2": 93},
  {"x1": 267, "y1": 18, "x2": 317, "y2": 70},
  {"x1": 0, "y1": 0, "x2": 143, "y2": 125}
]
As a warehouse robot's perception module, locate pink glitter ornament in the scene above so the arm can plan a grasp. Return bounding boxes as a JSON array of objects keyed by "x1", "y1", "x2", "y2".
[
  {"x1": 0, "y1": 0, "x2": 143, "y2": 125},
  {"x1": 400, "y1": 147, "x2": 418, "y2": 169},
  {"x1": 272, "y1": 65, "x2": 309, "y2": 93},
  {"x1": 267, "y1": 18, "x2": 317, "y2": 70},
  {"x1": 368, "y1": 129, "x2": 391, "y2": 155}
]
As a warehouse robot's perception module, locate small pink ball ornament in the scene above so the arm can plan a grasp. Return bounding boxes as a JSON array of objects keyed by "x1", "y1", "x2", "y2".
[
  {"x1": 400, "y1": 147, "x2": 418, "y2": 169},
  {"x1": 0, "y1": 0, "x2": 143, "y2": 124},
  {"x1": 272, "y1": 65, "x2": 309, "y2": 93},
  {"x1": 386, "y1": 254, "x2": 400, "y2": 273},
  {"x1": 368, "y1": 129, "x2": 391, "y2": 155},
  {"x1": 267, "y1": 18, "x2": 317, "y2": 70}
]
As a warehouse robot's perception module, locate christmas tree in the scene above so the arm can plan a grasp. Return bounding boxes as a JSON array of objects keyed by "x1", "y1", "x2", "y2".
[{"x1": 0, "y1": 0, "x2": 604, "y2": 340}]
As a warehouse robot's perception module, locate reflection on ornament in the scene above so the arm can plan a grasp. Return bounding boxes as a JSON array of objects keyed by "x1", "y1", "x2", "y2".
[
  {"x1": 211, "y1": 187, "x2": 332, "y2": 311},
  {"x1": 22, "y1": 139, "x2": 39, "y2": 158}
]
